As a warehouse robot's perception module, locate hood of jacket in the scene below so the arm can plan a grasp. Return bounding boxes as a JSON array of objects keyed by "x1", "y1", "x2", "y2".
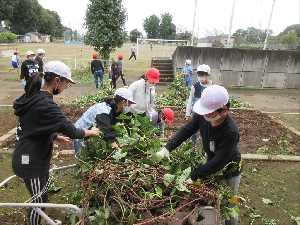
[{"x1": 14, "y1": 91, "x2": 52, "y2": 117}]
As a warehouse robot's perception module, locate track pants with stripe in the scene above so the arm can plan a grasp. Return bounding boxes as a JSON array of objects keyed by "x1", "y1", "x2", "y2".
[{"x1": 23, "y1": 174, "x2": 49, "y2": 225}]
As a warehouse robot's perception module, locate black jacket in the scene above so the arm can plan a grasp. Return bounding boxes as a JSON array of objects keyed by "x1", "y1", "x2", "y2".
[
  {"x1": 165, "y1": 113, "x2": 242, "y2": 180},
  {"x1": 12, "y1": 91, "x2": 85, "y2": 179},
  {"x1": 35, "y1": 56, "x2": 44, "y2": 72},
  {"x1": 91, "y1": 59, "x2": 104, "y2": 74},
  {"x1": 20, "y1": 59, "x2": 39, "y2": 80}
]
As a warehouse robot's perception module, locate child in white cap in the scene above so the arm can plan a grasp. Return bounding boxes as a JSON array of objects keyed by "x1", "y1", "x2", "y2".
[
  {"x1": 74, "y1": 87, "x2": 136, "y2": 154},
  {"x1": 185, "y1": 64, "x2": 215, "y2": 153},
  {"x1": 20, "y1": 50, "x2": 39, "y2": 86},
  {"x1": 181, "y1": 59, "x2": 194, "y2": 87},
  {"x1": 158, "y1": 85, "x2": 242, "y2": 225},
  {"x1": 12, "y1": 61, "x2": 100, "y2": 225}
]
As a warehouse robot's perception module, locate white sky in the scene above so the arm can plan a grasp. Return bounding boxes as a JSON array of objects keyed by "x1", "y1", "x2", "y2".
[{"x1": 38, "y1": 0, "x2": 300, "y2": 37}]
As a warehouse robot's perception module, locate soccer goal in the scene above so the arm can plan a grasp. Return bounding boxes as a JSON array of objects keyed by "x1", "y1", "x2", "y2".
[{"x1": 136, "y1": 38, "x2": 190, "y2": 60}]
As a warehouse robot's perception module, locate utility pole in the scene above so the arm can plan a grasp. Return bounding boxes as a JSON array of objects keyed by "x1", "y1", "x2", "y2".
[
  {"x1": 227, "y1": 0, "x2": 236, "y2": 48},
  {"x1": 263, "y1": 0, "x2": 275, "y2": 50},
  {"x1": 191, "y1": 0, "x2": 197, "y2": 46}
]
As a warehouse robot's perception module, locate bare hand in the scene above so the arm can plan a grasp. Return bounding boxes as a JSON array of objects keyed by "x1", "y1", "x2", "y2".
[
  {"x1": 56, "y1": 135, "x2": 71, "y2": 144},
  {"x1": 186, "y1": 116, "x2": 191, "y2": 123}
]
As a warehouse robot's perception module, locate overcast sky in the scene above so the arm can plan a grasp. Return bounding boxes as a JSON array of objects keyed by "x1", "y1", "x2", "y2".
[{"x1": 38, "y1": 0, "x2": 300, "y2": 37}]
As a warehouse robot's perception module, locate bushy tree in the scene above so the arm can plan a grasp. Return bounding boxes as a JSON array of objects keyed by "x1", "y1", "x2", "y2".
[
  {"x1": 159, "y1": 13, "x2": 176, "y2": 39},
  {"x1": 143, "y1": 15, "x2": 160, "y2": 39},
  {"x1": 129, "y1": 29, "x2": 142, "y2": 42},
  {"x1": 84, "y1": 0, "x2": 127, "y2": 60},
  {"x1": 279, "y1": 33, "x2": 298, "y2": 44},
  {"x1": 0, "y1": 32, "x2": 17, "y2": 43}
]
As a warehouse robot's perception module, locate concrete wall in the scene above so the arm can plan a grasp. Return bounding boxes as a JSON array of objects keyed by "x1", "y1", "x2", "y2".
[{"x1": 172, "y1": 47, "x2": 300, "y2": 89}]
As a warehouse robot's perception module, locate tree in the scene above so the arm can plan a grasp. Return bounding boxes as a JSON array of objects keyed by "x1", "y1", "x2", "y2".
[
  {"x1": 129, "y1": 29, "x2": 142, "y2": 42},
  {"x1": 279, "y1": 33, "x2": 298, "y2": 45},
  {"x1": 143, "y1": 15, "x2": 160, "y2": 39},
  {"x1": 84, "y1": 0, "x2": 127, "y2": 60},
  {"x1": 0, "y1": 32, "x2": 17, "y2": 43},
  {"x1": 159, "y1": 13, "x2": 176, "y2": 39},
  {"x1": 205, "y1": 28, "x2": 224, "y2": 47},
  {"x1": 279, "y1": 24, "x2": 300, "y2": 38}
]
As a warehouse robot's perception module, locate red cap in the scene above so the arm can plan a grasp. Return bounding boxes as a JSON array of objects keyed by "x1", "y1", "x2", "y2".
[
  {"x1": 14, "y1": 51, "x2": 19, "y2": 55},
  {"x1": 92, "y1": 54, "x2": 98, "y2": 59},
  {"x1": 146, "y1": 68, "x2": 160, "y2": 83},
  {"x1": 118, "y1": 54, "x2": 123, "y2": 59},
  {"x1": 163, "y1": 108, "x2": 174, "y2": 124}
]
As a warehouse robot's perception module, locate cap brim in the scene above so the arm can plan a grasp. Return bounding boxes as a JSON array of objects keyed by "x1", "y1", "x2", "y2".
[
  {"x1": 165, "y1": 118, "x2": 173, "y2": 124},
  {"x1": 193, "y1": 99, "x2": 214, "y2": 115},
  {"x1": 147, "y1": 77, "x2": 159, "y2": 83},
  {"x1": 129, "y1": 100, "x2": 136, "y2": 104},
  {"x1": 66, "y1": 78, "x2": 76, "y2": 84}
]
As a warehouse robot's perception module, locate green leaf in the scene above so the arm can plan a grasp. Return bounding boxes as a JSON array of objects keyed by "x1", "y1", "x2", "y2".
[
  {"x1": 155, "y1": 186, "x2": 163, "y2": 197},
  {"x1": 163, "y1": 174, "x2": 175, "y2": 187}
]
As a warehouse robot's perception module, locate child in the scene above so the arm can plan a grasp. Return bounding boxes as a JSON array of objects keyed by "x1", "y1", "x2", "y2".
[
  {"x1": 150, "y1": 108, "x2": 175, "y2": 138},
  {"x1": 117, "y1": 54, "x2": 127, "y2": 86},
  {"x1": 91, "y1": 53, "x2": 105, "y2": 88},
  {"x1": 181, "y1": 59, "x2": 194, "y2": 87},
  {"x1": 109, "y1": 62, "x2": 119, "y2": 89},
  {"x1": 185, "y1": 64, "x2": 215, "y2": 153},
  {"x1": 9, "y1": 51, "x2": 21, "y2": 72}
]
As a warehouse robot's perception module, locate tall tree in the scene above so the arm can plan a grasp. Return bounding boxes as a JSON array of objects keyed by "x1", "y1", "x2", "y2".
[
  {"x1": 143, "y1": 15, "x2": 160, "y2": 39},
  {"x1": 159, "y1": 13, "x2": 175, "y2": 39},
  {"x1": 84, "y1": 0, "x2": 127, "y2": 60},
  {"x1": 129, "y1": 29, "x2": 142, "y2": 42},
  {"x1": 279, "y1": 24, "x2": 300, "y2": 40}
]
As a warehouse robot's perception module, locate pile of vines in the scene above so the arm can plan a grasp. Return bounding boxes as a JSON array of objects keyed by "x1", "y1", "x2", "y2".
[{"x1": 73, "y1": 114, "x2": 237, "y2": 224}]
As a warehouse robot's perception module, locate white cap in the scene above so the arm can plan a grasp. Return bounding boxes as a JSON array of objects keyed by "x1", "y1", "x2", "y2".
[
  {"x1": 197, "y1": 64, "x2": 210, "y2": 74},
  {"x1": 26, "y1": 50, "x2": 35, "y2": 56},
  {"x1": 115, "y1": 88, "x2": 136, "y2": 104},
  {"x1": 193, "y1": 85, "x2": 229, "y2": 115},
  {"x1": 37, "y1": 49, "x2": 45, "y2": 54},
  {"x1": 185, "y1": 59, "x2": 191, "y2": 65},
  {"x1": 44, "y1": 61, "x2": 75, "y2": 84}
]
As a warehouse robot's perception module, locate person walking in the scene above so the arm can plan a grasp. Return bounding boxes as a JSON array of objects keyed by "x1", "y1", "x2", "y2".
[
  {"x1": 12, "y1": 61, "x2": 100, "y2": 225},
  {"x1": 157, "y1": 85, "x2": 242, "y2": 225},
  {"x1": 109, "y1": 62, "x2": 119, "y2": 89},
  {"x1": 35, "y1": 49, "x2": 46, "y2": 72},
  {"x1": 181, "y1": 59, "x2": 194, "y2": 87},
  {"x1": 91, "y1": 53, "x2": 105, "y2": 88},
  {"x1": 9, "y1": 51, "x2": 21, "y2": 72},
  {"x1": 20, "y1": 50, "x2": 39, "y2": 87},
  {"x1": 150, "y1": 108, "x2": 175, "y2": 138},
  {"x1": 128, "y1": 67, "x2": 160, "y2": 117},
  {"x1": 186, "y1": 64, "x2": 215, "y2": 153},
  {"x1": 128, "y1": 44, "x2": 137, "y2": 61},
  {"x1": 74, "y1": 87, "x2": 136, "y2": 154},
  {"x1": 117, "y1": 54, "x2": 127, "y2": 86}
]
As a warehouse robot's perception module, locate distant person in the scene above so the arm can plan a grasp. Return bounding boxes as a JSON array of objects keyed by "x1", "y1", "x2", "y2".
[
  {"x1": 181, "y1": 59, "x2": 194, "y2": 87},
  {"x1": 73, "y1": 87, "x2": 136, "y2": 154},
  {"x1": 35, "y1": 49, "x2": 46, "y2": 72},
  {"x1": 186, "y1": 64, "x2": 215, "y2": 153},
  {"x1": 150, "y1": 108, "x2": 174, "y2": 138},
  {"x1": 9, "y1": 51, "x2": 21, "y2": 72},
  {"x1": 117, "y1": 54, "x2": 127, "y2": 87},
  {"x1": 109, "y1": 62, "x2": 119, "y2": 89},
  {"x1": 128, "y1": 68, "x2": 160, "y2": 117},
  {"x1": 91, "y1": 53, "x2": 104, "y2": 88},
  {"x1": 150, "y1": 43, "x2": 153, "y2": 51},
  {"x1": 12, "y1": 61, "x2": 100, "y2": 225},
  {"x1": 20, "y1": 51, "x2": 39, "y2": 87},
  {"x1": 129, "y1": 44, "x2": 137, "y2": 61}
]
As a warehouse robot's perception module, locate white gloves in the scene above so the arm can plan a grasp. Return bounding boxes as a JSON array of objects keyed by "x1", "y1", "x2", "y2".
[
  {"x1": 185, "y1": 178, "x2": 193, "y2": 184},
  {"x1": 109, "y1": 79, "x2": 112, "y2": 82},
  {"x1": 21, "y1": 80, "x2": 26, "y2": 86},
  {"x1": 157, "y1": 147, "x2": 170, "y2": 158}
]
